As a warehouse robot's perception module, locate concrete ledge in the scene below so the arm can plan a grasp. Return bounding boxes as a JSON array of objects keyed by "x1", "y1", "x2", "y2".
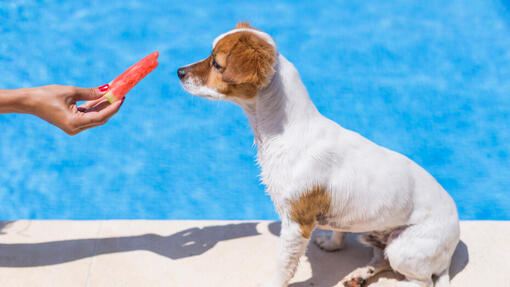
[{"x1": 0, "y1": 220, "x2": 508, "y2": 286}]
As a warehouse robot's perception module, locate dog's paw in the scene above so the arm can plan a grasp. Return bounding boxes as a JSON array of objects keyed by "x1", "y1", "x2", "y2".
[
  {"x1": 342, "y1": 276, "x2": 366, "y2": 287},
  {"x1": 340, "y1": 266, "x2": 375, "y2": 287},
  {"x1": 314, "y1": 233, "x2": 344, "y2": 251}
]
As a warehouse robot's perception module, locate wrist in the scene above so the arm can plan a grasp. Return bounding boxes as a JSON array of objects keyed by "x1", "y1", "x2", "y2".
[{"x1": 15, "y1": 88, "x2": 35, "y2": 113}]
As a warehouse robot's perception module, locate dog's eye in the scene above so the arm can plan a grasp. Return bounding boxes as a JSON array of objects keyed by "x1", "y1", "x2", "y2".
[{"x1": 212, "y1": 58, "x2": 222, "y2": 70}]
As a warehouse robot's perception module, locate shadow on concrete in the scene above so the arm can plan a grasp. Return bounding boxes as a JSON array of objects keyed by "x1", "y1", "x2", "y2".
[
  {"x1": 268, "y1": 222, "x2": 469, "y2": 287},
  {"x1": 0, "y1": 221, "x2": 15, "y2": 235},
  {"x1": 0, "y1": 222, "x2": 259, "y2": 267}
]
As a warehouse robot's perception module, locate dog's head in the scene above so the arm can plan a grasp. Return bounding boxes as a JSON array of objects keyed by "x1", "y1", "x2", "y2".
[{"x1": 177, "y1": 22, "x2": 277, "y2": 101}]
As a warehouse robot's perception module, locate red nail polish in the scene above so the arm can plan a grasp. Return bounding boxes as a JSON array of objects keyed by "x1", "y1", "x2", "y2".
[{"x1": 98, "y1": 84, "x2": 110, "y2": 92}]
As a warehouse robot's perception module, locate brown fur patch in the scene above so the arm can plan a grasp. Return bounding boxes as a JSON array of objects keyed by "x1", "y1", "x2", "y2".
[
  {"x1": 181, "y1": 28, "x2": 275, "y2": 99},
  {"x1": 216, "y1": 32, "x2": 275, "y2": 88},
  {"x1": 290, "y1": 186, "x2": 332, "y2": 239}
]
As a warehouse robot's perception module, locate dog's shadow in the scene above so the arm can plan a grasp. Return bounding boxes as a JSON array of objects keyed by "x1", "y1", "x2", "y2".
[
  {"x1": 268, "y1": 222, "x2": 469, "y2": 287},
  {"x1": 0, "y1": 222, "x2": 259, "y2": 267}
]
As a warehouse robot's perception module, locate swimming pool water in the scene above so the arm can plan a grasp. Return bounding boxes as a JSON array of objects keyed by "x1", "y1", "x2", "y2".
[{"x1": 0, "y1": 0, "x2": 509, "y2": 220}]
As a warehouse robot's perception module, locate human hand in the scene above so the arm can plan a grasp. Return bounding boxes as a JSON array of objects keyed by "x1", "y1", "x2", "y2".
[{"x1": 24, "y1": 84, "x2": 123, "y2": 135}]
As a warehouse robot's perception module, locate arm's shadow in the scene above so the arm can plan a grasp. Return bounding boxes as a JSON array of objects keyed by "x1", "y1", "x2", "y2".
[
  {"x1": 0, "y1": 222, "x2": 259, "y2": 267},
  {"x1": 0, "y1": 221, "x2": 14, "y2": 235},
  {"x1": 0, "y1": 220, "x2": 469, "y2": 286},
  {"x1": 268, "y1": 222, "x2": 469, "y2": 287}
]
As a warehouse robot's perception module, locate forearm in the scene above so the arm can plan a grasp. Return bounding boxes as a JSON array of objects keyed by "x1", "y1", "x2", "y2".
[{"x1": 0, "y1": 88, "x2": 34, "y2": 114}]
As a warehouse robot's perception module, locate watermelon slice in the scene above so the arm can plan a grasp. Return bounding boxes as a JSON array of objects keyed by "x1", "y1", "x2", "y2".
[{"x1": 104, "y1": 51, "x2": 159, "y2": 103}]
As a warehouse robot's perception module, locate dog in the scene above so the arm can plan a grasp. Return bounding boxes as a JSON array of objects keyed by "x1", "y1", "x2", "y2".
[{"x1": 178, "y1": 22, "x2": 460, "y2": 287}]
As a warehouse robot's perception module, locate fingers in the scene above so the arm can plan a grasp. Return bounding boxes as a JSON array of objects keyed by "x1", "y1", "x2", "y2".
[
  {"x1": 77, "y1": 97, "x2": 109, "y2": 112},
  {"x1": 79, "y1": 100, "x2": 122, "y2": 126},
  {"x1": 66, "y1": 100, "x2": 123, "y2": 135},
  {"x1": 72, "y1": 85, "x2": 108, "y2": 101}
]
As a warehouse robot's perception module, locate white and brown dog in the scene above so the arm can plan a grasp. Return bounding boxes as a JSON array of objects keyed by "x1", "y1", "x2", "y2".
[{"x1": 178, "y1": 23, "x2": 460, "y2": 287}]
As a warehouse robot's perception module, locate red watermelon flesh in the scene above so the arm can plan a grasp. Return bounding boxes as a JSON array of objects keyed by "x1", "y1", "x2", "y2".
[{"x1": 104, "y1": 51, "x2": 159, "y2": 103}]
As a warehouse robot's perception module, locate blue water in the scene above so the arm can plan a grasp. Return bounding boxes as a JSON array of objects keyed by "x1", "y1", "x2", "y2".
[{"x1": 0, "y1": 0, "x2": 509, "y2": 220}]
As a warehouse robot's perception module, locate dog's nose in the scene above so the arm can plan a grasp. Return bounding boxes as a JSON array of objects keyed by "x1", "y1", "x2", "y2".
[{"x1": 177, "y1": 67, "x2": 187, "y2": 80}]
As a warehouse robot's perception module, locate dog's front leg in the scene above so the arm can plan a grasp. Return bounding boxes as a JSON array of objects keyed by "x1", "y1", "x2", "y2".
[{"x1": 263, "y1": 219, "x2": 310, "y2": 287}]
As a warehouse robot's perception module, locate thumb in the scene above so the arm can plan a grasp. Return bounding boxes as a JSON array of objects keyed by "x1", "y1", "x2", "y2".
[{"x1": 72, "y1": 85, "x2": 109, "y2": 101}]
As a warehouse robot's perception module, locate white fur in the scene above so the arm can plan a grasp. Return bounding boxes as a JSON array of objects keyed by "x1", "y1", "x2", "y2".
[
  {"x1": 181, "y1": 76, "x2": 225, "y2": 100},
  {"x1": 180, "y1": 28, "x2": 460, "y2": 287},
  {"x1": 212, "y1": 28, "x2": 277, "y2": 50}
]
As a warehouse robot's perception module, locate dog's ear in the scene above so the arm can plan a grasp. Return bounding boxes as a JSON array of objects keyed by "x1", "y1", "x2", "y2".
[
  {"x1": 222, "y1": 33, "x2": 276, "y2": 88},
  {"x1": 236, "y1": 21, "x2": 252, "y2": 29}
]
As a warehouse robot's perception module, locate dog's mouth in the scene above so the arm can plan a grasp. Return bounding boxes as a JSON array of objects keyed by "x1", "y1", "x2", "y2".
[{"x1": 179, "y1": 77, "x2": 225, "y2": 100}]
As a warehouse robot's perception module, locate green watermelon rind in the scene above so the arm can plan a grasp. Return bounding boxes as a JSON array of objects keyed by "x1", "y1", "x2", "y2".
[{"x1": 104, "y1": 91, "x2": 116, "y2": 104}]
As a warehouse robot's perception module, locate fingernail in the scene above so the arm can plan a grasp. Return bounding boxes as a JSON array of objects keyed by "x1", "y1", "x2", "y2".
[
  {"x1": 120, "y1": 97, "x2": 125, "y2": 106},
  {"x1": 98, "y1": 84, "x2": 110, "y2": 92}
]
